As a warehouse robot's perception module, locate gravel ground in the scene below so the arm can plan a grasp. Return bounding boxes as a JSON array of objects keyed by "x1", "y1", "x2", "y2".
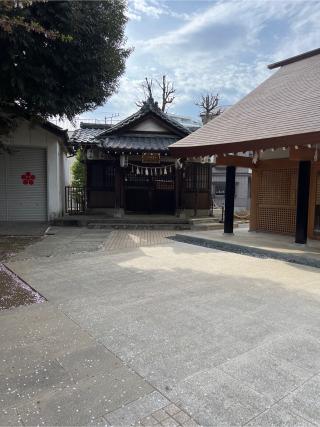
[{"x1": 0, "y1": 263, "x2": 45, "y2": 310}]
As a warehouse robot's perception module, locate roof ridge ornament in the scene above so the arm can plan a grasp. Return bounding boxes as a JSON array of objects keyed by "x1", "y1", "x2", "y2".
[{"x1": 141, "y1": 96, "x2": 160, "y2": 111}]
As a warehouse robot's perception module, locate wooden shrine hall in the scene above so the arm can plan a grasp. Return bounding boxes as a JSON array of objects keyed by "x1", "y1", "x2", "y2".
[
  {"x1": 70, "y1": 98, "x2": 212, "y2": 217},
  {"x1": 170, "y1": 48, "x2": 320, "y2": 244}
]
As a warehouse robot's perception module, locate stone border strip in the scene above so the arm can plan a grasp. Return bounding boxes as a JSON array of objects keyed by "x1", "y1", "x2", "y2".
[
  {"x1": 135, "y1": 403, "x2": 198, "y2": 427},
  {"x1": 169, "y1": 234, "x2": 320, "y2": 269},
  {"x1": 104, "y1": 392, "x2": 198, "y2": 427}
]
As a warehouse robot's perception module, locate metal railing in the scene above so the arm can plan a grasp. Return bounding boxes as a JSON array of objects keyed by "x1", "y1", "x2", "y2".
[{"x1": 65, "y1": 186, "x2": 86, "y2": 215}]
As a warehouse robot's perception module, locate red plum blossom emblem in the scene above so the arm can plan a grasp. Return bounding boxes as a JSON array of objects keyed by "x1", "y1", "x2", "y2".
[{"x1": 21, "y1": 172, "x2": 36, "y2": 185}]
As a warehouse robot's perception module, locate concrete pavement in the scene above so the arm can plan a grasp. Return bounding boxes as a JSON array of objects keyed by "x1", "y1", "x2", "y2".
[{"x1": 2, "y1": 227, "x2": 320, "y2": 426}]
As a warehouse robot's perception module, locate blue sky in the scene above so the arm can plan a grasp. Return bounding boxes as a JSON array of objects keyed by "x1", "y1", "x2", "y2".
[{"x1": 67, "y1": 0, "x2": 320, "y2": 128}]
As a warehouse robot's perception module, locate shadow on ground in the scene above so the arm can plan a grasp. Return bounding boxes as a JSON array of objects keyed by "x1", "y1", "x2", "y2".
[{"x1": 2, "y1": 241, "x2": 320, "y2": 426}]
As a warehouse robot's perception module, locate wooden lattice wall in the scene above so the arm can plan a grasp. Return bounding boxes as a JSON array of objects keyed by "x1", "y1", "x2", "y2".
[
  {"x1": 316, "y1": 174, "x2": 320, "y2": 205},
  {"x1": 253, "y1": 165, "x2": 298, "y2": 234}
]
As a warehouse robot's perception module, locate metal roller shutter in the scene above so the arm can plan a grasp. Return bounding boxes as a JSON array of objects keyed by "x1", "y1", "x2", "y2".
[{"x1": 0, "y1": 147, "x2": 47, "y2": 221}]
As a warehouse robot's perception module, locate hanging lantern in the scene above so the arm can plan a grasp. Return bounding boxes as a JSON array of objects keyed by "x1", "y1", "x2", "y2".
[
  {"x1": 145, "y1": 168, "x2": 149, "y2": 176},
  {"x1": 98, "y1": 151, "x2": 106, "y2": 160},
  {"x1": 159, "y1": 168, "x2": 162, "y2": 175},
  {"x1": 150, "y1": 168, "x2": 153, "y2": 176},
  {"x1": 154, "y1": 168, "x2": 157, "y2": 176},
  {"x1": 120, "y1": 154, "x2": 128, "y2": 168},
  {"x1": 164, "y1": 167, "x2": 167, "y2": 175},
  {"x1": 131, "y1": 165, "x2": 134, "y2": 173},
  {"x1": 136, "y1": 167, "x2": 140, "y2": 175},
  {"x1": 252, "y1": 151, "x2": 259, "y2": 165},
  {"x1": 314, "y1": 145, "x2": 318, "y2": 162},
  {"x1": 86, "y1": 148, "x2": 94, "y2": 160}
]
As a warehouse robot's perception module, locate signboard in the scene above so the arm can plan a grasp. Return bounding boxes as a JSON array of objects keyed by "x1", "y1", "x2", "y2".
[{"x1": 142, "y1": 153, "x2": 160, "y2": 164}]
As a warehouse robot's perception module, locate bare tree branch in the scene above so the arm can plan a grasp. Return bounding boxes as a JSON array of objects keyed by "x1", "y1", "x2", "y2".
[
  {"x1": 136, "y1": 75, "x2": 176, "y2": 112},
  {"x1": 196, "y1": 93, "x2": 221, "y2": 124},
  {"x1": 156, "y1": 75, "x2": 176, "y2": 112},
  {"x1": 135, "y1": 77, "x2": 154, "y2": 108}
]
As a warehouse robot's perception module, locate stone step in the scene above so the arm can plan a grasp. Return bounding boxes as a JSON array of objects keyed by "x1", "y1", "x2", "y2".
[
  {"x1": 190, "y1": 223, "x2": 224, "y2": 231},
  {"x1": 87, "y1": 218, "x2": 189, "y2": 225},
  {"x1": 52, "y1": 217, "x2": 190, "y2": 227},
  {"x1": 189, "y1": 217, "x2": 221, "y2": 225},
  {"x1": 87, "y1": 223, "x2": 191, "y2": 230}
]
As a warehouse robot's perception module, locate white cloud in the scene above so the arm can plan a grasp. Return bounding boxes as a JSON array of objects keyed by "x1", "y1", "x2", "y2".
[
  {"x1": 139, "y1": 0, "x2": 290, "y2": 51},
  {"x1": 127, "y1": 0, "x2": 190, "y2": 21},
  {"x1": 74, "y1": 0, "x2": 320, "y2": 130},
  {"x1": 132, "y1": 0, "x2": 320, "y2": 108}
]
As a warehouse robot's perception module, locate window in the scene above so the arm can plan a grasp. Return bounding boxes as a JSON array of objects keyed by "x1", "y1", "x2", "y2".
[
  {"x1": 215, "y1": 182, "x2": 226, "y2": 196},
  {"x1": 105, "y1": 165, "x2": 115, "y2": 188},
  {"x1": 185, "y1": 164, "x2": 210, "y2": 192},
  {"x1": 88, "y1": 163, "x2": 115, "y2": 189}
]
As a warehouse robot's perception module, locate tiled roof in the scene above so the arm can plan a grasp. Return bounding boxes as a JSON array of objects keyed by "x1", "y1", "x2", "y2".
[
  {"x1": 170, "y1": 50, "x2": 320, "y2": 157},
  {"x1": 70, "y1": 99, "x2": 190, "y2": 150},
  {"x1": 96, "y1": 97, "x2": 190, "y2": 138},
  {"x1": 102, "y1": 134, "x2": 179, "y2": 153},
  {"x1": 70, "y1": 128, "x2": 105, "y2": 144}
]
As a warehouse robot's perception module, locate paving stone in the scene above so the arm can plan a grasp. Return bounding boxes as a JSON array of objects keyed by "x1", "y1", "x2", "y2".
[
  {"x1": 164, "y1": 404, "x2": 181, "y2": 416},
  {"x1": 246, "y1": 405, "x2": 314, "y2": 426},
  {"x1": 153, "y1": 409, "x2": 169, "y2": 422},
  {"x1": 106, "y1": 391, "x2": 169, "y2": 426},
  {"x1": 172, "y1": 411, "x2": 190, "y2": 424},
  {"x1": 218, "y1": 347, "x2": 312, "y2": 402},
  {"x1": 18, "y1": 371, "x2": 152, "y2": 426},
  {"x1": 0, "y1": 407, "x2": 23, "y2": 426},
  {"x1": 263, "y1": 333, "x2": 320, "y2": 373},
  {"x1": 181, "y1": 419, "x2": 198, "y2": 427},
  {"x1": 0, "y1": 360, "x2": 72, "y2": 409},
  {"x1": 4, "y1": 231, "x2": 320, "y2": 427},
  {"x1": 169, "y1": 367, "x2": 272, "y2": 426},
  {"x1": 160, "y1": 417, "x2": 179, "y2": 427},
  {"x1": 56, "y1": 344, "x2": 123, "y2": 381},
  {"x1": 280, "y1": 375, "x2": 320, "y2": 425},
  {"x1": 140, "y1": 415, "x2": 159, "y2": 425}
]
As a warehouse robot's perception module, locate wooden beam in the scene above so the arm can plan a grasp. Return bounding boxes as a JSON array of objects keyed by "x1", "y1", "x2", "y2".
[
  {"x1": 215, "y1": 155, "x2": 254, "y2": 168},
  {"x1": 255, "y1": 158, "x2": 297, "y2": 169},
  {"x1": 289, "y1": 146, "x2": 315, "y2": 161},
  {"x1": 170, "y1": 130, "x2": 320, "y2": 158}
]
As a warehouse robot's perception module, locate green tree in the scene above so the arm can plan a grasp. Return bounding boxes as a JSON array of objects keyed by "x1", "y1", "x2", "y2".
[
  {"x1": 71, "y1": 150, "x2": 86, "y2": 187},
  {"x1": 0, "y1": 0, "x2": 130, "y2": 122}
]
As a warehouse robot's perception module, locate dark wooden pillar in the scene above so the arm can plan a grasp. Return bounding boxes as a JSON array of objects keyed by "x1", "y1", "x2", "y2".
[
  {"x1": 295, "y1": 160, "x2": 311, "y2": 244},
  {"x1": 114, "y1": 165, "x2": 121, "y2": 209},
  {"x1": 208, "y1": 164, "x2": 213, "y2": 215},
  {"x1": 224, "y1": 165, "x2": 236, "y2": 234},
  {"x1": 175, "y1": 167, "x2": 180, "y2": 216}
]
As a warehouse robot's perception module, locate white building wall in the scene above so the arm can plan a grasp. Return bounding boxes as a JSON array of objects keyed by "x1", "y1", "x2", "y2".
[
  {"x1": 212, "y1": 165, "x2": 251, "y2": 210},
  {"x1": 131, "y1": 118, "x2": 169, "y2": 133},
  {"x1": 3, "y1": 119, "x2": 66, "y2": 220}
]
